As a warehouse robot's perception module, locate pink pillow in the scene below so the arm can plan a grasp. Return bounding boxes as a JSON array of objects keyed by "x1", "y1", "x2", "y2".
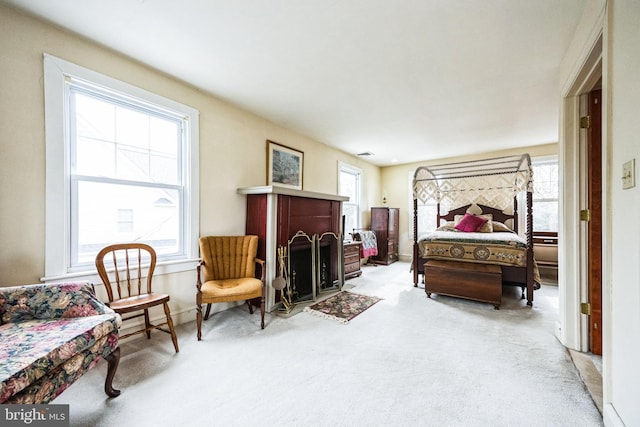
[{"x1": 454, "y1": 213, "x2": 488, "y2": 232}]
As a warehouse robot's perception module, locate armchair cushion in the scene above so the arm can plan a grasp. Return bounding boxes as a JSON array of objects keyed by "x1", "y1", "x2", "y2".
[{"x1": 201, "y1": 278, "x2": 263, "y2": 304}]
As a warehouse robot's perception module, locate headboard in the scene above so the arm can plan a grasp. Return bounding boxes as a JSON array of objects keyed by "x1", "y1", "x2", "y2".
[{"x1": 438, "y1": 203, "x2": 518, "y2": 233}]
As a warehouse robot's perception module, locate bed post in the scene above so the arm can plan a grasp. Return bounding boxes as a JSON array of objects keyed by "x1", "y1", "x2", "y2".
[
  {"x1": 413, "y1": 197, "x2": 419, "y2": 287},
  {"x1": 513, "y1": 197, "x2": 519, "y2": 234},
  {"x1": 526, "y1": 190, "x2": 534, "y2": 306}
]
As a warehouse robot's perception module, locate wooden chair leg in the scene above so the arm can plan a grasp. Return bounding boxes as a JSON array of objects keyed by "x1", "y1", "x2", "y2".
[
  {"x1": 260, "y1": 294, "x2": 265, "y2": 329},
  {"x1": 204, "y1": 303, "x2": 212, "y2": 320},
  {"x1": 247, "y1": 300, "x2": 255, "y2": 314},
  {"x1": 163, "y1": 303, "x2": 179, "y2": 352},
  {"x1": 196, "y1": 301, "x2": 203, "y2": 341},
  {"x1": 144, "y1": 309, "x2": 151, "y2": 339},
  {"x1": 104, "y1": 346, "x2": 121, "y2": 398}
]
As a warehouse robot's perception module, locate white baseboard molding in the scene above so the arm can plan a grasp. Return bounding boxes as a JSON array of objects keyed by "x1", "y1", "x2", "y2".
[
  {"x1": 604, "y1": 403, "x2": 625, "y2": 427},
  {"x1": 554, "y1": 320, "x2": 563, "y2": 344},
  {"x1": 116, "y1": 301, "x2": 242, "y2": 339}
]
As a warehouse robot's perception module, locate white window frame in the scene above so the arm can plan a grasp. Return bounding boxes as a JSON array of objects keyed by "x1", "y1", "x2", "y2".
[
  {"x1": 531, "y1": 154, "x2": 559, "y2": 233},
  {"x1": 42, "y1": 54, "x2": 200, "y2": 282},
  {"x1": 338, "y1": 161, "x2": 362, "y2": 239}
]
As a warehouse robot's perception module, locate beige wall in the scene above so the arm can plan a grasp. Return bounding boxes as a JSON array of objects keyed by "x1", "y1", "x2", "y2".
[
  {"x1": 0, "y1": 5, "x2": 380, "y2": 325},
  {"x1": 380, "y1": 143, "x2": 558, "y2": 261}
]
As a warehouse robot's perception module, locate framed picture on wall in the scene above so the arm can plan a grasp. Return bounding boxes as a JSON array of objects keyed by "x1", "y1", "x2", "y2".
[{"x1": 267, "y1": 140, "x2": 304, "y2": 190}]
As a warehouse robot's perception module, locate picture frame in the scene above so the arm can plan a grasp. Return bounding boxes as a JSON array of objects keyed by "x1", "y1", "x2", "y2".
[{"x1": 267, "y1": 140, "x2": 304, "y2": 190}]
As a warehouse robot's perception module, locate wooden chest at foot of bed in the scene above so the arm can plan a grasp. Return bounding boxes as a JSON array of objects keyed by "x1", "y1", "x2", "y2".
[{"x1": 424, "y1": 260, "x2": 502, "y2": 308}]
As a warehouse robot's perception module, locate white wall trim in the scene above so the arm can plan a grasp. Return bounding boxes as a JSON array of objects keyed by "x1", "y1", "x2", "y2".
[
  {"x1": 558, "y1": 0, "x2": 613, "y2": 420},
  {"x1": 43, "y1": 53, "x2": 200, "y2": 279},
  {"x1": 604, "y1": 404, "x2": 625, "y2": 427},
  {"x1": 40, "y1": 258, "x2": 200, "y2": 284},
  {"x1": 338, "y1": 160, "x2": 363, "y2": 232},
  {"x1": 557, "y1": 0, "x2": 605, "y2": 351},
  {"x1": 115, "y1": 300, "x2": 243, "y2": 340},
  {"x1": 558, "y1": 94, "x2": 582, "y2": 350}
]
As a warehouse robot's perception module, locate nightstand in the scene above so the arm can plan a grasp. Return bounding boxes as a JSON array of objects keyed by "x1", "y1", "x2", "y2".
[{"x1": 344, "y1": 241, "x2": 362, "y2": 279}]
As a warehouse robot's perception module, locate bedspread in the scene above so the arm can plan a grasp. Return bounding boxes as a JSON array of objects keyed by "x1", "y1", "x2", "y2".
[{"x1": 419, "y1": 231, "x2": 530, "y2": 268}]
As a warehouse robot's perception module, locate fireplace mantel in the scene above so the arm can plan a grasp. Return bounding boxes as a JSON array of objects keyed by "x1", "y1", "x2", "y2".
[
  {"x1": 238, "y1": 186, "x2": 348, "y2": 202},
  {"x1": 238, "y1": 186, "x2": 348, "y2": 312}
]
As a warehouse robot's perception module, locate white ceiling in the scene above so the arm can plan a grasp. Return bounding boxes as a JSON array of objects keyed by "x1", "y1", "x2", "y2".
[{"x1": 3, "y1": 0, "x2": 586, "y2": 166}]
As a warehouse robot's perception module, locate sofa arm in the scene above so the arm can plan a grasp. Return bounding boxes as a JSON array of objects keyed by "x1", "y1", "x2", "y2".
[{"x1": 0, "y1": 282, "x2": 115, "y2": 324}]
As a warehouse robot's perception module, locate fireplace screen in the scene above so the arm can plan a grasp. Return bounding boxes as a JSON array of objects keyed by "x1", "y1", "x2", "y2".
[{"x1": 276, "y1": 230, "x2": 343, "y2": 312}]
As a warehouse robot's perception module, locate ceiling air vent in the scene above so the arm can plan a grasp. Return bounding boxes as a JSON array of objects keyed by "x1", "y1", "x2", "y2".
[{"x1": 357, "y1": 152, "x2": 374, "y2": 157}]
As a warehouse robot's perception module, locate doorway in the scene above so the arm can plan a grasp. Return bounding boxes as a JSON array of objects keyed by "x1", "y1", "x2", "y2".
[{"x1": 561, "y1": 33, "x2": 604, "y2": 414}]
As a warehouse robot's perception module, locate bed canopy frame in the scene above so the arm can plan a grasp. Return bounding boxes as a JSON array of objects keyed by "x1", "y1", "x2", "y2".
[{"x1": 412, "y1": 154, "x2": 536, "y2": 305}]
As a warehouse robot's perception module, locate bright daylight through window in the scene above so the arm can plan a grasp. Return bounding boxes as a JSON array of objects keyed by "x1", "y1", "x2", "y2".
[
  {"x1": 409, "y1": 172, "x2": 438, "y2": 237},
  {"x1": 44, "y1": 55, "x2": 199, "y2": 278},
  {"x1": 410, "y1": 157, "x2": 558, "y2": 237},
  {"x1": 531, "y1": 157, "x2": 559, "y2": 232},
  {"x1": 70, "y1": 86, "x2": 184, "y2": 266},
  {"x1": 339, "y1": 163, "x2": 362, "y2": 240}
]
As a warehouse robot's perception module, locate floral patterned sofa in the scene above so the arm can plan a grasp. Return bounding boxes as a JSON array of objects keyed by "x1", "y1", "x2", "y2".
[{"x1": 0, "y1": 282, "x2": 122, "y2": 403}]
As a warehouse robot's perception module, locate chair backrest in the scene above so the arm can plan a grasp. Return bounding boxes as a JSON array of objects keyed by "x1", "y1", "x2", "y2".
[
  {"x1": 199, "y1": 236, "x2": 258, "y2": 282},
  {"x1": 95, "y1": 243, "x2": 156, "y2": 303}
]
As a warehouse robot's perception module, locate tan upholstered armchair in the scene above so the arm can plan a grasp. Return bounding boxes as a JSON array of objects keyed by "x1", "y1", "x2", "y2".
[{"x1": 196, "y1": 235, "x2": 266, "y2": 340}]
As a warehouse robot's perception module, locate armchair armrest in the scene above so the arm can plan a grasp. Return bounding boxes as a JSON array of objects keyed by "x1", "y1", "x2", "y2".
[
  {"x1": 0, "y1": 282, "x2": 114, "y2": 324},
  {"x1": 254, "y1": 258, "x2": 265, "y2": 282},
  {"x1": 196, "y1": 259, "x2": 205, "y2": 290}
]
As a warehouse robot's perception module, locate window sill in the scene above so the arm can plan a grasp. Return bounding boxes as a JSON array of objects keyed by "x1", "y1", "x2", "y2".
[{"x1": 41, "y1": 258, "x2": 200, "y2": 284}]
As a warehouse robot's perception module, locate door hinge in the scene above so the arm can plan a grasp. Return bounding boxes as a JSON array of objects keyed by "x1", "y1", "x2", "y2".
[
  {"x1": 580, "y1": 116, "x2": 591, "y2": 129},
  {"x1": 581, "y1": 302, "x2": 592, "y2": 316},
  {"x1": 580, "y1": 209, "x2": 591, "y2": 221}
]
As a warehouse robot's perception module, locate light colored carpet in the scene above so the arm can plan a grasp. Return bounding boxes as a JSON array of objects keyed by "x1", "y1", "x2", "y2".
[{"x1": 56, "y1": 261, "x2": 603, "y2": 426}]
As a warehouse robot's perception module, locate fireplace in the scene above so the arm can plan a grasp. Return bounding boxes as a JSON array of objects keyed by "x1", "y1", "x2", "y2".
[
  {"x1": 238, "y1": 186, "x2": 348, "y2": 311},
  {"x1": 283, "y1": 231, "x2": 341, "y2": 306}
]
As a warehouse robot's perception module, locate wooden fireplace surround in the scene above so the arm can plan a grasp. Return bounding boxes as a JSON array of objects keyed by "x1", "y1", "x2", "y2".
[{"x1": 238, "y1": 186, "x2": 348, "y2": 312}]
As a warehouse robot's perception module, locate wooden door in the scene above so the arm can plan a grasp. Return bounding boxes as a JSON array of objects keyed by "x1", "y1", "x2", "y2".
[{"x1": 587, "y1": 88, "x2": 602, "y2": 355}]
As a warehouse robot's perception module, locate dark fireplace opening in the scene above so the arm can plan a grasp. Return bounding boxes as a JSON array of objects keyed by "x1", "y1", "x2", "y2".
[
  {"x1": 288, "y1": 241, "x2": 338, "y2": 303},
  {"x1": 289, "y1": 246, "x2": 314, "y2": 302},
  {"x1": 317, "y1": 243, "x2": 336, "y2": 291}
]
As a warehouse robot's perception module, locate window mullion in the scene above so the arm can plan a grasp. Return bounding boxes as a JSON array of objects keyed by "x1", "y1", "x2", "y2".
[{"x1": 71, "y1": 174, "x2": 182, "y2": 191}]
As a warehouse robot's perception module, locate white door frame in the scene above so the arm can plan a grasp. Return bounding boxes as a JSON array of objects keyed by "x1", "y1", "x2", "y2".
[{"x1": 558, "y1": 33, "x2": 603, "y2": 351}]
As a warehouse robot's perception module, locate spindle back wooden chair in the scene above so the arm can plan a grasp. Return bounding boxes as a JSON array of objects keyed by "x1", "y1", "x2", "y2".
[{"x1": 95, "y1": 243, "x2": 179, "y2": 352}]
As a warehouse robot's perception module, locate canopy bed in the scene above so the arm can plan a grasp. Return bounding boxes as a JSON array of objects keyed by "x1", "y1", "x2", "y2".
[{"x1": 412, "y1": 154, "x2": 539, "y2": 307}]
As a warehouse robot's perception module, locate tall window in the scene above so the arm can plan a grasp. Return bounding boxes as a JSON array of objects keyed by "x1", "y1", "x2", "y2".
[
  {"x1": 532, "y1": 156, "x2": 559, "y2": 232},
  {"x1": 44, "y1": 55, "x2": 199, "y2": 278},
  {"x1": 338, "y1": 162, "x2": 362, "y2": 240},
  {"x1": 408, "y1": 172, "x2": 438, "y2": 238}
]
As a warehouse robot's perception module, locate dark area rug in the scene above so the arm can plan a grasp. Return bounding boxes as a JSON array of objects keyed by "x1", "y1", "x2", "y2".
[{"x1": 303, "y1": 291, "x2": 382, "y2": 324}]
